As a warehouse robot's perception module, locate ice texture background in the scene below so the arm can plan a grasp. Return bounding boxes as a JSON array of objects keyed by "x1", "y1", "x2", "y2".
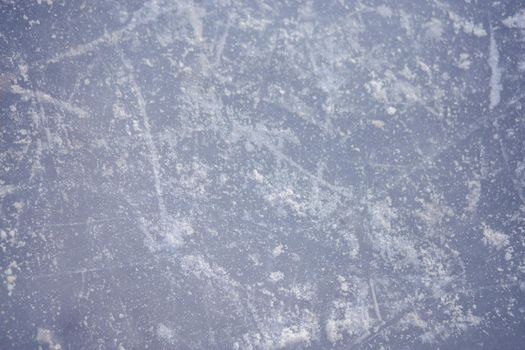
[{"x1": 1, "y1": 0, "x2": 525, "y2": 349}]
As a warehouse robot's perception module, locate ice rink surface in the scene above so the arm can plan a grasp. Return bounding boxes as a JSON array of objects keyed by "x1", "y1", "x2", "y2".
[{"x1": 1, "y1": 1, "x2": 524, "y2": 349}]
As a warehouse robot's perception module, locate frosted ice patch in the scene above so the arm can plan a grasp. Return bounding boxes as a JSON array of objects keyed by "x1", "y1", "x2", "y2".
[
  {"x1": 376, "y1": 5, "x2": 393, "y2": 18},
  {"x1": 279, "y1": 327, "x2": 311, "y2": 348},
  {"x1": 446, "y1": 10, "x2": 487, "y2": 37},
  {"x1": 482, "y1": 226, "x2": 509, "y2": 250},
  {"x1": 424, "y1": 18, "x2": 444, "y2": 40},
  {"x1": 457, "y1": 53, "x2": 472, "y2": 70},
  {"x1": 252, "y1": 169, "x2": 265, "y2": 183},
  {"x1": 503, "y1": 9, "x2": 525, "y2": 29},
  {"x1": 36, "y1": 328, "x2": 61, "y2": 350},
  {"x1": 4, "y1": 261, "x2": 18, "y2": 296},
  {"x1": 465, "y1": 179, "x2": 481, "y2": 213},
  {"x1": 160, "y1": 217, "x2": 194, "y2": 248},
  {"x1": 157, "y1": 323, "x2": 175, "y2": 341},
  {"x1": 371, "y1": 197, "x2": 397, "y2": 231}
]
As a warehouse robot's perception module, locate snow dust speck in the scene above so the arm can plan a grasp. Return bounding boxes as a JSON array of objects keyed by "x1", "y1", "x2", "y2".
[
  {"x1": 371, "y1": 120, "x2": 385, "y2": 129},
  {"x1": 269, "y1": 271, "x2": 284, "y2": 283},
  {"x1": 272, "y1": 244, "x2": 284, "y2": 257}
]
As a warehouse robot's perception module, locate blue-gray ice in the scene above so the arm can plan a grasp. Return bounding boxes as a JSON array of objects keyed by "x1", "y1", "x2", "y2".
[{"x1": 1, "y1": 1, "x2": 524, "y2": 349}]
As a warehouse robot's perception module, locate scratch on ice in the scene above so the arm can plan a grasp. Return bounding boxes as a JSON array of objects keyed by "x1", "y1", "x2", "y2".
[
  {"x1": 43, "y1": 0, "x2": 177, "y2": 65},
  {"x1": 10, "y1": 85, "x2": 90, "y2": 118},
  {"x1": 488, "y1": 30, "x2": 502, "y2": 110}
]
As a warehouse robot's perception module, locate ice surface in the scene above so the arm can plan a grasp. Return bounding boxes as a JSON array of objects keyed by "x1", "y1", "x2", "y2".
[{"x1": 1, "y1": 1, "x2": 524, "y2": 349}]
